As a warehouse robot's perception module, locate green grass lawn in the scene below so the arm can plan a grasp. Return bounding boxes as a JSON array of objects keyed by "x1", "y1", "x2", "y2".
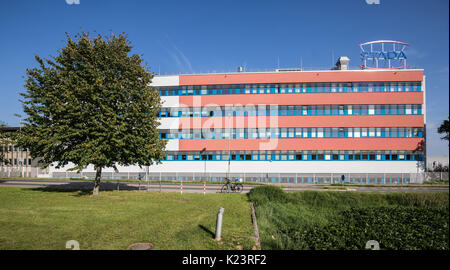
[
  {"x1": 0, "y1": 187, "x2": 255, "y2": 250},
  {"x1": 248, "y1": 186, "x2": 449, "y2": 250}
]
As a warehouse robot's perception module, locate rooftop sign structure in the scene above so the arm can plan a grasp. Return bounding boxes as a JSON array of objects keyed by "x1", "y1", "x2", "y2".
[{"x1": 360, "y1": 40, "x2": 408, "y2": 69}]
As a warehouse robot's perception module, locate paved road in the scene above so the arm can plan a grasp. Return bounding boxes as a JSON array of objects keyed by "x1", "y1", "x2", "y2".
[
  {"x1": 0, "y1": 179, "x2": 251, "y2": 194},
  {"x1": 0, "y1": 179, "x2": 448, "y2": 194}
]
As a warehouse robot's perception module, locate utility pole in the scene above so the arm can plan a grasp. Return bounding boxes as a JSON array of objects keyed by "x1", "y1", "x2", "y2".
[
  {"x1": 14, "y1": 114, "x2": 23, "y2": 178},
  {"x1": 200, "y1": 147, "x2": 206, "y2": 181},
  {"x1": 146, "y1": 165, "x2": 149, "y2": 191},
  {"x1": 227, "y1": 137, "x2": 231, "y2": 180}
]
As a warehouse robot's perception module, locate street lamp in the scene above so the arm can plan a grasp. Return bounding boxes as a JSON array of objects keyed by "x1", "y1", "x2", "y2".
[
  {"x1": 14, "y1": 114, "x2": 23, "y2": 178},
  {"x1": 227, "y1": 137, "x2": 231, "y2": 180},
  {"x1": 267, "y1": 158, "x2": 272, "y2": 182},
  {"x1": 200, "y1": 147, "x2": 206, "y2": 181},
  {"x1": 19, "y1": 159, "x2": 23, "y2": 178}
]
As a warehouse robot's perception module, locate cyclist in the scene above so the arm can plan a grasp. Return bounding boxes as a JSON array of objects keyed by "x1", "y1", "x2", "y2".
[{"x1": 221, "y1": 177, "x2": 243, "y2": 193}]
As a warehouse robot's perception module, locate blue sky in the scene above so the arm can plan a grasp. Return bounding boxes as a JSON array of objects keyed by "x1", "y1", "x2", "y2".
[{"x1": 0, "y1": 0, "x2": 448, "y2": 156}]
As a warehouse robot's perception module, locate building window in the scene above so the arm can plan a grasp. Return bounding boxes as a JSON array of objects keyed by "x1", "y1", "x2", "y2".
[{"x1": 259, "y1": 151, "x2": 266, "y2": 160}]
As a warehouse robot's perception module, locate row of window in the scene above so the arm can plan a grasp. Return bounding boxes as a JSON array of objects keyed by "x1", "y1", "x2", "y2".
[
  {"x1": 156, "y1": 81, "x2": 422, "y2": 96},
  {"x1": 158, "y1": 104, "x2": 423, "y2": 117},
  {"x1": 159, "y1": 127, "x2": 423, "y2": 139},
  {"x1": 0, "y1": 145, "x2": 29, "y2": 153},
  {"x1": 0, "y1": 158, "x2": 32, "y2": 166},
  {"x1": 163, "y1": 150, "x2": 423, "y2": 161}
]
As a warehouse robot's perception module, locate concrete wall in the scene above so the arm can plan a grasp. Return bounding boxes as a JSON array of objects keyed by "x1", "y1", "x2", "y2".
[{"x1": 48, "y1": 160, "x2": 424, "y2": 175}]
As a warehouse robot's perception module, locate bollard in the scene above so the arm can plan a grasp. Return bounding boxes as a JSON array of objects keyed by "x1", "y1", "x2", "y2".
[
  {"x1": 215, "y1": 208, "x2": 225, "y2": 241},
  {"x1": 203, "y1": 182, "x2": 206, "y2": 195},
  {"x1": 180, "y1": 180, "x2": 183, "y2": 194}
]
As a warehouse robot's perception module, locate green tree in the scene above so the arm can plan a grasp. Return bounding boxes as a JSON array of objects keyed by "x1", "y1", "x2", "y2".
[
  {"x1": 17, "y1": 32, "x2": 166, "y2": 195},
  {"x1": 437, "y1": 117, "x2": 449, "y2": 142}
]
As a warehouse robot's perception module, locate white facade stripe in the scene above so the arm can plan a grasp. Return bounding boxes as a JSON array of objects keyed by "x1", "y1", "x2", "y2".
[{"x1": 150, "y1": 75, "x2": 179, "y2": 87}]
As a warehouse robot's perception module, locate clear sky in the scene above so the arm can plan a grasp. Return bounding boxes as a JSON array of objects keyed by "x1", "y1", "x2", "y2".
[{"x1": 0, "y1": 0, "x2": 448, "y2": 156}]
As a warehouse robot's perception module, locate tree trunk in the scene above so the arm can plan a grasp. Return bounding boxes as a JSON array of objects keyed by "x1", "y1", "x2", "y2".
[{"x1": 93, "y1": 167, "x2": 102, "y2": 195}]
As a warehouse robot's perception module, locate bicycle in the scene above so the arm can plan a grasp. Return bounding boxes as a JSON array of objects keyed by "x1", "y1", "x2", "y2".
[{"x1": 220, "y1": 178, "x2": 243, "y2": 193}]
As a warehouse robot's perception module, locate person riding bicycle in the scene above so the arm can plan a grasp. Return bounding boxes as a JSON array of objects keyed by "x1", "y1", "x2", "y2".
[
  {"x1": 221, "y1": 177, "x2": 243, "y2": 193},
  {"x1": 225, "y1": 177, "x2": 242, "y2": 183}
]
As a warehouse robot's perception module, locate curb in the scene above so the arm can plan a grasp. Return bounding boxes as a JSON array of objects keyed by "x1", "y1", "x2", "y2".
[{"x1": 250, "y1": 202, "x2": 261, "y2": 250}]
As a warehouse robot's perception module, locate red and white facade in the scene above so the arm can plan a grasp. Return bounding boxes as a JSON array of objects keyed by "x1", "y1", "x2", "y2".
[
  {"x1": 149, "y1": 69, "x2": 426, "y2": 175},
  {"x1": 48, "y1": 68, "x2": 426, "y2": 181}
]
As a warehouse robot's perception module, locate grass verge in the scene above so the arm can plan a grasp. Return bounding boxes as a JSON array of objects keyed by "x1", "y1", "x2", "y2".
[{"x1": 0, "y1": 187, "x2": 255, "y2": 250}]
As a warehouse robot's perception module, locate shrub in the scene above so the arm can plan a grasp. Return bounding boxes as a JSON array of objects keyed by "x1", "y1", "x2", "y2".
[
  {"x1": 265, "y1": 206, "x2": 449, "y2": 250},
  {"x1": 337, "y1": 206, "x2": 449, "y2": 250},
  {"x1": 249, "y1": 189, "x2": 449, "y2": 250}
]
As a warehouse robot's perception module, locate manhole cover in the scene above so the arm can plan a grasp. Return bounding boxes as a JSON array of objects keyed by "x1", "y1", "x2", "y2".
[{"x1": 128, "y1": 242, "x2": 155, "y2": 250}]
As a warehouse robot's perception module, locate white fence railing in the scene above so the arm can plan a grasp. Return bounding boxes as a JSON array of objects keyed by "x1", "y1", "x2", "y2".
[
  {"x1": 1, "y1": 168, "x2": 448, "y2": 184},
  {"x1": 0, "y1": 167, "x2": 49, "y2": 178},
  {"x1": 42, "y1": 171, "x2": 449, "y2": 185}
]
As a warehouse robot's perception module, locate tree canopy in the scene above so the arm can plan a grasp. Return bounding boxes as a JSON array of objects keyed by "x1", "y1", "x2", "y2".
[
  {"x1": 437, "y1": 117, "x2": 449, "y2": 142},
  {"x1": 17, "y1": 32, "x2": 166, "y2": 194}
]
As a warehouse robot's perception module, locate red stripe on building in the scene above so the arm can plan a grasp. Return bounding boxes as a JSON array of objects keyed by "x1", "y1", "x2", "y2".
[
  {"x1": 178, "y1": 138, "x2": 424, "y2": 151},
  {"x1": 179, "y1": 115, "x2": 425, "y2": 129},
  {"x1": 179, "y1": 92, "x2": 423, "y2": 107},
  {"x1": 179, "y1": 70, "x2": 423, "y2": 86}
]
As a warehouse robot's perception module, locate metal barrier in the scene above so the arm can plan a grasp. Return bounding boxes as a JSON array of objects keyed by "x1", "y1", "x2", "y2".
[
  {"x1": 0, "y1": 167, "x2": 49, "y2": 178},
  {"x1": 41, "y1": 171, "x2": 450, "y2": 184},
  {"x1": 1, "y1": 167, "x2": 448, "y2": 184}
]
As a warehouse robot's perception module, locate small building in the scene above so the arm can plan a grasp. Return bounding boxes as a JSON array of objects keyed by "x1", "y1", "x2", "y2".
[{"x1": 0, "y1": 127, "x2": 49, "y2": 178}]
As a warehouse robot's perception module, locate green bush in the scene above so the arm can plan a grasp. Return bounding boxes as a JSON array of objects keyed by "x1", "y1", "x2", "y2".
[
  {"x1": 283, "y1": 206, "x2": 449, "y2": 250},
  {"x1": 249, "y1": 188, "x2": 450, "y2": 250}
]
